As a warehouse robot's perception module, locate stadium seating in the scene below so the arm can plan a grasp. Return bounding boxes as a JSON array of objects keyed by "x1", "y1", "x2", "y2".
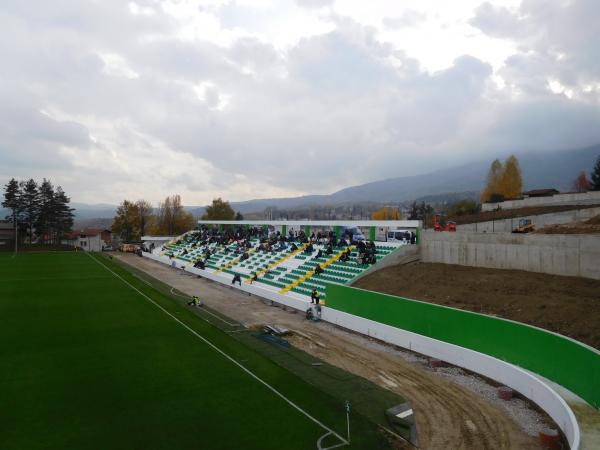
[{"x1": 156, "y1": 232, "x2": 407, "y2": 302}]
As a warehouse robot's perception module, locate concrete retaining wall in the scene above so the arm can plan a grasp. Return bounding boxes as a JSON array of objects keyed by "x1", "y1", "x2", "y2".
[
  {"x1": 482, "y1": 191, "x2": 600, "y2": 212},
  {"x1": 421, "y1": 231, "x2": 600, "y2": 280},
  {"x1": 458, "y1": 207, "x2": 600, "y2": 233}
]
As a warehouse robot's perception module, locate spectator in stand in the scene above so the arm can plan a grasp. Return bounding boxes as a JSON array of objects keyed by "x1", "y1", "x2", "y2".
[{"x1": 314, "y1": 264, "x2": 324, "y2": 275}]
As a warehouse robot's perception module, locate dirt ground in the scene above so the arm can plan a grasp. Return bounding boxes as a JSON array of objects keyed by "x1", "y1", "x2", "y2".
[
  {"x1": 535, "y1": 215, "x2": 600, "y2": 234},
  {"x1": 355, "y1": 262, "x2": 600, "y2": 350},
  {"x1": 452, "y1": 204, "x2": 600, "y2": 225},
  {"x1": 115, "y1": 253, "x2": 544, "y2": 450}
]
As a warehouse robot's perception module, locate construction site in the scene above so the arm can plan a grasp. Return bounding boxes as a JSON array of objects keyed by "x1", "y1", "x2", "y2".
[{"x1": 126, "y1": 189, "x2": 600, "y2": 450}]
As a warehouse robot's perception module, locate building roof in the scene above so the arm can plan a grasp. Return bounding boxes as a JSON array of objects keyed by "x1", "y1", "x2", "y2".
[
  {"x1": 65, "y1": 228, "x2": 111, "y2": 239},
  {"x1": 522, "y1": 189, "x2": 560, "y2": 197}
]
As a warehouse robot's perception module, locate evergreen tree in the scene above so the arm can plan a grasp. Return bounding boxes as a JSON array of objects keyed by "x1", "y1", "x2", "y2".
[
  {"x1": 35, "y1": 179, "x2": 56, "y2": 244},
  {"x1": 21, "y1": 178, "x2": 39, "y2": 243},
  {"x1": 54, "y1": 186, "x2": 74, "y2": 241},
  {"x1": 591, "y1": 156, "x2": 600, "y2": 191},
  {"x1": 235, "y1": 211, "x2": 244, "y2": 221},
  {"x1": 2, "y1": 178, "x2": 23, "y2": 245}
]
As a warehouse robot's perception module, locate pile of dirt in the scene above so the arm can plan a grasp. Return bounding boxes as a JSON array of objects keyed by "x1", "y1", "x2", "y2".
[
  {"x1": 452, "y1": 204, "x2": 600, "y2": 225},
  {"x1": 354, "y1": 262, "x2": 600, "y2": 349},
  {"x1": 534, "y1": 215, "x2": 600, "y2": 234}
]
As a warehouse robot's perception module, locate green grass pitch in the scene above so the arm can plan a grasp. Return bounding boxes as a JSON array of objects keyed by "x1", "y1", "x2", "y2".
[{"x1": 0, "y1": 251, "x2": 387, "y2": 449}]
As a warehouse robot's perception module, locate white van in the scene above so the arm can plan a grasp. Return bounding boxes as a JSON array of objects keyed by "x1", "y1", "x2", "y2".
[
  {"x1": 339, "y1": 226, "x2": 367, "y2": 242},
  {"x1": 387, "y1": 229, "x2": 411, "y2": 243}
]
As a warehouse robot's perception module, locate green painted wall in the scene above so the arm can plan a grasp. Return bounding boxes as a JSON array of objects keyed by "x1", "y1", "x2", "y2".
[
  {"x1": 282, "y1": 225, "x2": 287, "y2": 237},
  {"x1": 325, "y1": 283, "x2": 600, "y2": 409},
  {"x1": 369, "y1": 226, "x2": 376, "y2": 241}
]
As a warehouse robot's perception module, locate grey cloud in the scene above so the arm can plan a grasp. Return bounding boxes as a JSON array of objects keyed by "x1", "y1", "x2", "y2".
[
  {"x1": 295, "y1": 0, "x2": 334, "y2": 9},
  {"x1": 382, "y1": 10, "x2": 426, "y2": 29},
  {"x1": 471, "y1": 0, "x2": 600, "y2": 93},
  {"x1": 0, "y1": 0, "x2": 599, "y2": 203}
]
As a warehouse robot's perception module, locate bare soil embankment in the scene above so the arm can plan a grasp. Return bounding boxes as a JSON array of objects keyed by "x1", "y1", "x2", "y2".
[{"x1": 354, "y1": 262, "x2": 600, "y2": 349}]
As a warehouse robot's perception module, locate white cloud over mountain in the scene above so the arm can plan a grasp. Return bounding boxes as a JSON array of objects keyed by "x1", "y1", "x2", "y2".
[{"x1": 0, "y1": 0, "x2": 599, "y2": 204}]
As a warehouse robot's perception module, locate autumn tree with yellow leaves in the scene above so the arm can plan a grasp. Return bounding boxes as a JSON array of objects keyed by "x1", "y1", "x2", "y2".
[
  {"x1": 481, "y1": 155, "x2": 523, "y2": 202},
  {"x1": 371, "y1": 207, "x2": 402, "y2": 220}
]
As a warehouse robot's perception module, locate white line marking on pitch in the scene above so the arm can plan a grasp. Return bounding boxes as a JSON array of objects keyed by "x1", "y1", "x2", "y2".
[
  {"x1": 168, "y1": 287, "x2": 242, "y2": 328},
  {"x1": 86, "y1": 252, "x2": 348, "y2": 448}
]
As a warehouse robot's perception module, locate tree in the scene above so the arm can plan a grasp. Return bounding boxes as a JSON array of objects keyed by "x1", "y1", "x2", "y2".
[
  {"x1": 202, "y1": 198, "x2": 235, "y2": 220},
  {"x1": 112, "y1": 200, "x2": 140, "y2": 242},
  {"x1": 20, "y1": 179, "x2": 39, "y2": 243},
  {"x1": 135, "y1": 200, "x2": 154, "y2": 237},
  {"x1": 497, "y1": 155, "x2": 523, "y2": 200},
  {"x1": 235, "y1": 211, "x2": 244, "y2": 221},
  {"x1": 53, "y1": 186, "x2": 74, "y2": 241},
  {"x1": 572, "y1": 171, "x2": 590, "y2": 193},
  {"x1": 155, "y1": 195, "x2": 195, "y2": 235},
  {"x1": 371, "y1": 207, "x2": 402, "y2": 220},
  {"x1": 591, "y1": 156, "x2": 600, "y2": 191},
  {"x1": 2, "y1": 178, "x2": 22, "y2": 246},
  {"x1": 480, "y1": 159, "x2": 503, "y2": 202},
  {"x1": 447, "y1": 200, "x2": 479, "y2": 218},
  {"x1": 35, "y1": 179, "x2": 56, "y2": 244},
  {"x1": 408, "y1": 201, "x2": 434, "y2": 225}
]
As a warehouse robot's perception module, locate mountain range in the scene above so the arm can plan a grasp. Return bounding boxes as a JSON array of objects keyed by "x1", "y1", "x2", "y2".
[{"x1": 2, "y1": 144, "x2": 599, "y2": 222}]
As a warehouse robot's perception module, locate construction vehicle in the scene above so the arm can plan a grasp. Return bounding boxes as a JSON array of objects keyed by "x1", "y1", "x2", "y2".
[
  {"x1": 433, "y1": 214, "x2": 457, "y2": 232},
  {"x1": 512, "y1": 219, "x2": 536, "y2": 233},
  {"x1": 119, "y1": 243, "x2": 139, "y2": 253}
]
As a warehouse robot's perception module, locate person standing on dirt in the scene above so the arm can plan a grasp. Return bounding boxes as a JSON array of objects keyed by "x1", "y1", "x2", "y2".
[{"x1": 232, "y1": 273, "x2": 242, "y2": 286}]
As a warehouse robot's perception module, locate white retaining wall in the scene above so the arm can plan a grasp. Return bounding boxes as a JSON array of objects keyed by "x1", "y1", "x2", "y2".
[
  {"x1": 458, "y1": 207, "x2": 600, "y2": 233},
  {"x1": 322, "y1": 308, "x2": 580, "y2": 450},
  {"x1": 421, "y1": 231, "x2": 600, "y2": 280},
  {"x1": 482, "y1": 191, "x2": 600, "y2": 212},
  {"x1": 142, "y1": 251, "x2": 581, "y2": 449}
]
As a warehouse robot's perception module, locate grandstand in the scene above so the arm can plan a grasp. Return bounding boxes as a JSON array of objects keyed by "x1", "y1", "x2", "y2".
[{"x1": 147, "y1": 220, "x2": 419, "y2": 304}]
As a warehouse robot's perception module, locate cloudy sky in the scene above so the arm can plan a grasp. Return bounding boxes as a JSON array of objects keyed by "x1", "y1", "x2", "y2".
[{"x1": 1, "y1": 0, "x2": 599, "y2": 205}]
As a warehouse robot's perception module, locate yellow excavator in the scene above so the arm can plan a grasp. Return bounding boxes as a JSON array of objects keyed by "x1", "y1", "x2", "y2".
[{"x1": 512, "y1": 219, "x2": 536, "y2": 233}]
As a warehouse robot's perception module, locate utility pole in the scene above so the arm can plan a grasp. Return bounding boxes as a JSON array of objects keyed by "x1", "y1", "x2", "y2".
[
  {"x1": 345, "y1": 400, "x2": 351, "y2": 443},
  {"x1": 14, "y1": 213, "x2": 18, "y2": 255}
]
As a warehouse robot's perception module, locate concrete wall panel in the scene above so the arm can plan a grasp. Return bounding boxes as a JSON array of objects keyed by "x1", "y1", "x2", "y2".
[{"x1": 421, "y1": 231, "x2": 600, "y2": 280}]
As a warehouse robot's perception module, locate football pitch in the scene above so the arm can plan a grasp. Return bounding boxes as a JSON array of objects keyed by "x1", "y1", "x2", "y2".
[{"x1": 0, "y1": 251, "x2": 387, "y2": 450}]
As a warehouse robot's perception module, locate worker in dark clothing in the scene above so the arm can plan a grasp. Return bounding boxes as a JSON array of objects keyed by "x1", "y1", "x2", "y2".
[
  {"x1": 232, "y1": 274, "x2": 242, "y2": 286},
  {"x1": 250, "y1": 272, "x2": 258, "y2": 284},
  {"x1": 187, "y1": 295, "x2": 200, "y2": 306}
]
